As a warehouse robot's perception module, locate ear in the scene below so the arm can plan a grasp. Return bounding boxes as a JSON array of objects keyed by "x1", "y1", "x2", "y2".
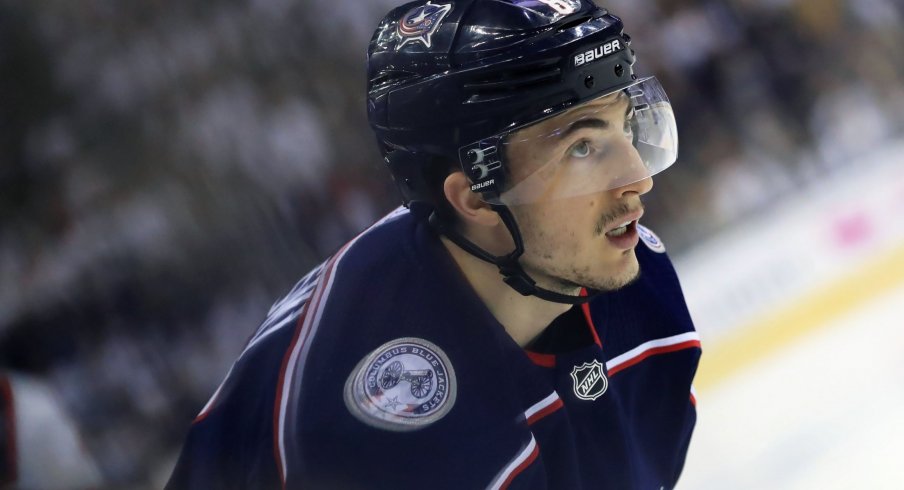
[{"x1": 443, "y1": 171, "x2": 500, "y2": 227}]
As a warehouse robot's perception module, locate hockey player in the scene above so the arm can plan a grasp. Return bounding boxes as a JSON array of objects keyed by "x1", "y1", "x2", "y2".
[{"x1": 168, "y1": 0, "x2": 700, "y2": 488}]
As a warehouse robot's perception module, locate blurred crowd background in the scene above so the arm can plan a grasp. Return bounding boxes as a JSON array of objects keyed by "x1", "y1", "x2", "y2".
[{"x1": 1, "y1": 0, "x2": 902, "y2": 487}]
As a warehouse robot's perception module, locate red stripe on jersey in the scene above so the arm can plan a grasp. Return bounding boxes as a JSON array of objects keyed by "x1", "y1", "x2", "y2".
[
  {"x1": 272, "y1": 209, "x2": 408, "y2": 486},
  {"x1": 525, "y1": 351, "x2": 556, "y2": 368},
  {"x1": 193, "y1": 404, "x2": 213, "y2": 424},
  {"x1": 526, "y1": 398, "x2": 563, "y2": 426},
  {"x1": 272, "y1": 305, "x2": 311, "y2": 488},
  {"x1": 272, "y1": 248, "x2": 341, "y2": 487},
  {"x1": 607, "y1": 340, "x2": 701, "y2": 377},
  {"x1": 690, "y1": 392, "x2": 697, "y2": 407},
  {"x1": 500, "y1": 441, "x2": 540, "y2": 490},
  {"x1": 579, "y1": 288, "x2": 603, "y2": 348}
]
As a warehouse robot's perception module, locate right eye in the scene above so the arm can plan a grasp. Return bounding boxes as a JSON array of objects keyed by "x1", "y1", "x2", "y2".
[{"x1": 568, "y1": 140, "x2": 592, "y2": 159}]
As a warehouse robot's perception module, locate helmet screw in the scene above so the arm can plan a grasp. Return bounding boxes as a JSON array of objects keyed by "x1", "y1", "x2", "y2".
[
  {"x1": 584, "y1": 76, "x2": 595, "y2": 89},
  {"x1": 467, "y1": 149, "x2": 481, "y2": 164},
  {"x1": 614, "y1": 64, "x2": 624, "y2": 77}
]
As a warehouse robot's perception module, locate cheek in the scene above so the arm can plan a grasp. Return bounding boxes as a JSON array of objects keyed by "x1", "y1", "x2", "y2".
[
  {"x1": 516, "y1": 201, "x2": 599, "y2": 253},
  {"x1": 547, "y1": 199, "x2": 601, "y2": 237}
]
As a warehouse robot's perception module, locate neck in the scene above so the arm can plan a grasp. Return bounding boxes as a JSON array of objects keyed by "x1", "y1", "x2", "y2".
[{"x1": 440, "y1": 236, "x2": 572, "y2": 347}]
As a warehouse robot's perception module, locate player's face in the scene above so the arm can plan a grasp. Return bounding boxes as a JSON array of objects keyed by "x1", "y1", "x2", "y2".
[{"x1": 503, "y1": 93, "x2": 653, "y2": 293}]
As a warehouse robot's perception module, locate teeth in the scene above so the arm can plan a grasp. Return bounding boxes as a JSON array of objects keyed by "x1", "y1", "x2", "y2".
[{"x1": 606, "y1": 221, "x2": 632, "y2": 237}]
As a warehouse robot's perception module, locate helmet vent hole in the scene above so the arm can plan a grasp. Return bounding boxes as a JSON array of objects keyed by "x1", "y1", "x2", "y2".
[
  {"x1": 556, "y1": 14, "x2": 594, "y2": 33},
  {"x1": 614, "y1": 64, "x2": 624, "y2": 77},
  {"x1": 584, "y1": 76, "x2": 595, "y2": 89}
]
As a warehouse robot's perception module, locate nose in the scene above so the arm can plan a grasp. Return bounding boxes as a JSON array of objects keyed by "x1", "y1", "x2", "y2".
[
  {"x1": 613, "y1": 174, "x2": 653, "y2": 198},
  {"x1": 610, "y1": 138, "x2": 654, "y2": 198}
]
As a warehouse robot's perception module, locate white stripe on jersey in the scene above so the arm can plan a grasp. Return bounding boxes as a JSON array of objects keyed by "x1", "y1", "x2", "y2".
[
  {"x1": 488, "y1": 434, "x2": 538, "y2": 490},
  {"x1": 524, "y1": 391, "x2": 560, "y2": 422},
  {"x1": 276, "y1": 207, "x2": 407, "y2": 484},
  {"x1": 277, "y1": 252, "x2": 338, "y2": 483},
  {"x1": 605, "y1": 331, "x2": 701, "y2": 373}
]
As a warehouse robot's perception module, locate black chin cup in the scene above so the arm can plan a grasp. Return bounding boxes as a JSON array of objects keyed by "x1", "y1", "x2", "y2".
[{"x1": 429, "y1": 205, "x2": 600, "y2": 305}]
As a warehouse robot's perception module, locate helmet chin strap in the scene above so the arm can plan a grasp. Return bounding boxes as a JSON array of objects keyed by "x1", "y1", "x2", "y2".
[{"x1": 428, "y1": 204, "x2": 601, "y2": 305}]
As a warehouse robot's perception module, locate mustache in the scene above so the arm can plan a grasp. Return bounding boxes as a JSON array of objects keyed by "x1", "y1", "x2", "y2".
[{"x1": 595, "y1": 202, "x2": 643, "y2": 235}]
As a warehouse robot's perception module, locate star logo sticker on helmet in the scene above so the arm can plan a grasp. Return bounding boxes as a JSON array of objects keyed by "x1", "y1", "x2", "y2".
[{"x1": 397, "y1": 1, "x2": 453, "y2": 49}]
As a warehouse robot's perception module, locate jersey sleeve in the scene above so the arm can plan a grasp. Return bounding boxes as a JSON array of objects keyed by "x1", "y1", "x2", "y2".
[{"x1": 166, "y1": 326, "x2": 291, "y2": 490}]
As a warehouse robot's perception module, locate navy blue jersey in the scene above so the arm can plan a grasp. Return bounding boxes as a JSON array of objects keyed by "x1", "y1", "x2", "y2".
[{"x1": 168, "y1": 207, "x2": 700, "y2": 489}]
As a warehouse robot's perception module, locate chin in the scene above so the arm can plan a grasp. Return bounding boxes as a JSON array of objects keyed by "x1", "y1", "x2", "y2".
[
  {"x1": 543, "y1": 253, "x2": 641, "y2": 293},
  {"x1": 589, "y1": 253, "x2": 641, "y2": 291},
  {"x1": 613, "y1": 261, "x2": 642, "y2": 289}
]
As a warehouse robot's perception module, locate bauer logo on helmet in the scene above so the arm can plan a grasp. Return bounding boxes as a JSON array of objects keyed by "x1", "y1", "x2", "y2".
[{"x1": 574, "y1": 39, "x2": 623, "y2": 67}]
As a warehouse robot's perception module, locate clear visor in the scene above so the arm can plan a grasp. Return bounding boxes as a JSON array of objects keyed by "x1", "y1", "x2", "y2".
[{"x1": 463, "y1": 77, "x2": 678, "y2": 205}]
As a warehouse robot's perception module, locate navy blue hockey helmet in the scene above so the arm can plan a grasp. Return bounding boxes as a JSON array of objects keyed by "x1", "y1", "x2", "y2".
[
  {"x1": 367, "y1": 0, "x2": 677, "y2": 209},
  {"x1": 366, "y1": 0, "x2": 678, "y2": 304}
]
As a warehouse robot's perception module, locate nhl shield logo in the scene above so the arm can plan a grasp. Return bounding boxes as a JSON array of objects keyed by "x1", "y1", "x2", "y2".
[{"x1": 570, "y1": 360, "x2": 608, "y2": 401}]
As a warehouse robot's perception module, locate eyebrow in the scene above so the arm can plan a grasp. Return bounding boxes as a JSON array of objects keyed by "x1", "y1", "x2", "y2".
[
  {"x1": 556, "y1": 118, "x2": 609, "y2": 140},
  {"x1": 555, "y1": 97, "x2": 633, "y2": 141}
]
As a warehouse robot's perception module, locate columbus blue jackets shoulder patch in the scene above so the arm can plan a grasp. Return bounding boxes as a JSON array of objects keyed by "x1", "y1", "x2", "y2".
[
  {"x1": 637, "y1": 223, "x2": 666, "y2": 253},
  {"x1": 344, "y1": 337, "x2": 457, "y2": 431}
]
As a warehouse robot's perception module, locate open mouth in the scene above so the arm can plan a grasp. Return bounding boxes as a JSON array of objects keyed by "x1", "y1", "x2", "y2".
[
  {"x1": 605, "y1": 220, "x2": 634, "y2": 237},
  {"x1": 603, "y1": 208, "x2": 643, "y2": 236},
  {"x1": 602, "y1": 208, "x2": 643, "y2": 250},
  {"x1": 604, "y1": 220, "x2": 640, "y2": 250}
]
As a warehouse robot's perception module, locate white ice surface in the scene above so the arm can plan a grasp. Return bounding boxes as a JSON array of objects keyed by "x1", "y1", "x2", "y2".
[{"x1": 680, "y1": 283, "x2": 904, "y2": 489}]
